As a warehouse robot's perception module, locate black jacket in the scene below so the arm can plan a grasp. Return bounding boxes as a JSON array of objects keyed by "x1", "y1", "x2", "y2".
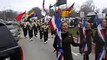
[
  {"x1": 94, "y1": 29, "x2": 107, "y2": 60},
  {"x1": 78, "y1": 28, "x2": 84, "y2": 53},
  {"x1": 53, "y1": 32, "x2": 79, "y2": 60},
  {"x1": 85, "y1": 29, "x2": 94, "y2": 54},
  {"x1": 78, "y1": 28, "x2": 94, "y2": 54}
]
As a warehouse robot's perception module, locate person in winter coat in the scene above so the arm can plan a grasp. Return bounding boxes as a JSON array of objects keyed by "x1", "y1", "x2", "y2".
[
  {"x1": 81, "y1": 22, "x2": 94, "y2": 60},
  {"x1": 94, "y1": 19, "x2": 107, "y2": 60},
  {"x1": 28, "y1": 21, "x2": 34, "y2": 41},
  {"x1": 21, "y1": 21, "x2": 28, "y2": 38},
  {"x1": 53, "y1": 22, "x2": 79, "y2": 60},
  {"x1": 33, "y1": 20, "x2": 38, "y2": 37}
]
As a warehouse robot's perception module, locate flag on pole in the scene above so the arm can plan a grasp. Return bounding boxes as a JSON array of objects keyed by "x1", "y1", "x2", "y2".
[
  {"x1": 49, "y1": 16, "x2": 56, "y2": 32},
  {"x1": 50, "y1": 12, "x2": 63, "y2": 60},
  {"x1": 42, "y1": 0, "x2": 48, "y2": 15},
  {"x1": 43, "y1": 0, "x2": 46, "y2": 11},
  {"x1": 96, "y1": 15, "x2": 101, "y2": 26},
  {"x1": 55, "y1": 13, "x2": 63, "y2": 60},
  {"x1": 27, "y1": 13, "x2": 37, "y2": 20},
  {"x1": 41, "y1": 9, "x2": 46, "y2": 16},
  {"x1": 26, "y1": 10, "x2": 35, "y2": 20},
  {"x1": 61, "y1": 11, "x2": 71, "y2": 18},
  {"x1": 65, "y1": 2, "x2": 75, "y2": 11},
  {"x1": 56, "y1": 8, "x2": 61, "y2": 17},
  {"x1": 15, "y1": 12, "x2": 26, "y2": 22},
  {"x1": 94, "y1": 15, "x2": 106, "y2": 60},
  {"x1": 61, "y1": 3, "x2": 75, "y2": 18},
  {"x1": 49, "y1": 4, "x2": 53, "y2": 14},
  {"x1": 97, "y1": 24, "x2": 106, "y2": 60},
  {"x1": 81, "y1": 20, "x2": 88, "y2": 54},
  {"x1": 33, "y1": 13, "x2": 38, "y2": 17},
  {"x1": 55, "y1": 0, "x2": 67, "y2": 6},
  {"x1": 49, "y1": 4, "x2": 53, "y2": 9}
]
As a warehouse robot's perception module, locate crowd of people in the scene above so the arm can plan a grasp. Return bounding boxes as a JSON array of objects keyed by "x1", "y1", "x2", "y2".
[
  {"x1": 20, "y1": 19, "x2": 51, "y2": 44},
  {"x1": 20, "y1": 18, "x2": 107, "y2": 60},
  {"x1": 76, "y1": 19, "x2": 107, "y2": 60}
]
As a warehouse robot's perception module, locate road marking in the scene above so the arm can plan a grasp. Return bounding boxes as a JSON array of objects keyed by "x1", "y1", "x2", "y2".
[{"x1": 72, "y1": 52, "x2": 79, "y2": 56}]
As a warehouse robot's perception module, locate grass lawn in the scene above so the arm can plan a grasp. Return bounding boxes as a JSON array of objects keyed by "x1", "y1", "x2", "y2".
[
  {"x1": 69, "y1": 28, "x2": 96, "y2": 37},
  {"x1": 69, "y1": 28, "x2": 77, "y2": 37}
]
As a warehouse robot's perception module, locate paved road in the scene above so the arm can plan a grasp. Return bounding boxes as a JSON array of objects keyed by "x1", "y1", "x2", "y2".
[{"x1": 18, "y1": 31, "x2": 95, "y2": 60}]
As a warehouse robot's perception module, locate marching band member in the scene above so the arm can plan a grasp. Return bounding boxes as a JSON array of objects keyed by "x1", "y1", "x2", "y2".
[
  {"x1": 33, "y1": 20, "x2": 38, "y2": 37},
  {"x1": 28, "y1": 21, "x2": 34, "y2": 41},
  {"x1": 43, "y1": 23, "x2": 49, "y2": 44},
  {"x1": 39, "y1": 23, "x2": 44, "y2": 41},
  {"x1": 21, "y1": 21, "x2": 28, "y2": 38}
]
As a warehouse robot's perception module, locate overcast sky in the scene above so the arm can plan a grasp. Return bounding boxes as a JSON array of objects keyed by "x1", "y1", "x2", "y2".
[{"x1": 0, "y1": 0, "x2": 107, "y2": 12}]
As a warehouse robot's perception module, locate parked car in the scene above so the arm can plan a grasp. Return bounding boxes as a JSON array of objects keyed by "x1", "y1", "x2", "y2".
[
  {"x1": 0, "y1": 19, "x2": 4, "y2": 22},
  {"x1": 5, "y1": 21, "x2": 20, "y2": 42},
  {"x1": 0, "y1": 22, "x2": 23, "y2": 60}
]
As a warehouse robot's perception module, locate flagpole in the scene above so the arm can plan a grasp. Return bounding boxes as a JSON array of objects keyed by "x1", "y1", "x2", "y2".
[{"x1": 66, "y1": 1, "x2": 67, "y2": 19}]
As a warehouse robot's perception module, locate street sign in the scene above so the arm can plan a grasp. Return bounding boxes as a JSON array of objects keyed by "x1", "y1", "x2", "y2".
[{"x1": 80, "y1": 12, "x2": 84, "y2": 18}]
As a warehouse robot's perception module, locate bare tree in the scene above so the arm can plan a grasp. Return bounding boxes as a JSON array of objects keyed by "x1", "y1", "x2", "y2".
[
  {"x1": 80, "y1": 0, "x2": 95, "y2": 16},
  {"x1": 70, "y1": 10, "x2": 79, "y2": 17},
  {"x1": 0, "y1": 9, "x2": 18, "y2": 21},
  {"x1": 95, "y1": 8, "x2": 100, "y2": 13},
  {"x1": 102, "y1": 8, "x2": 107, "y2": 13}
]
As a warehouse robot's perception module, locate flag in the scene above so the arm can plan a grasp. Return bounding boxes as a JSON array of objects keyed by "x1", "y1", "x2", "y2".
[
  {"x1": 61, "y1": 3, "x2": 75, "y2": 18},
  {"x1": 55, "y1": 14, "x2": 63, "y2": 60},
  {"x1": 49, "y1": 4, "x2": 57, "y2": 12},
  {"x1": 61, "y1": 11, "x2": 71, "y2": 18},
  {"x1": 49, "y1": 17, "x2": 56, "y2": 32},
  {"x1": 49, "y1": 4, "x2": 53, "y2": 14},
  {"x1": 33, "y1": 13, "x2": 37, "y2": 17},
  {"x1": 28, "y1": 10, "x2": 35, "y2": 17},
  {"x1": 55, "y1": 13, "x2": 61, "y2": 31},
  {"x1": 26, "y1": 10, "x2": 35, "y2": 20},
  {"x1": 65, "y1": 2, "x2": 75, "y2": 11},
  {"x1": 42, "y1": 0, "x2": 48, "y2": 14},
  {"x1": 15, "y1": 12, "x2": 25, "y2": 22},
  {"x1": 97, "y1": 24, "x2": 106, "y2": 60},
  {"x1": 41, "y1": 9, "x2": 46, "y2": 16},
  {"x1": 49, "y1": 4, "x2": 53, "y2": 9},
  {"x1": 96, "y1": 15, "x2": 104, "y2": 41},
  {"x1": 56, "y1": 8, "x2": 61, "y2": 17},
  {"x1": 49, "y1": 11, "x2": 61, "y2": 31},
  {"x1": 77, "y1": 19, "x2": 81, "y2": 43},
  {"x1": 95, "y1": 15, "x2": 106, "y2": 60},
  {"x1": 96, "y1": 15, "x2": 101, "y2": 26},
  {"x1": 42, "y1": 0, "x2": 48, "y2": 16},
  {"x1": 82, "y1": 20, "x2": 86, "y2": 42},
  {"x1": 49, "y1": 12, "x2": 63, "y2": 60},
  {"x1": 97, "y1": 24, "x2": 105, "y2": 42},
  {"x1": 55, "y1": 0, "x2": 67, "y2": 6},
  {"x1": 49, "y1": 4, "x2": 51, "y2": 13},
  {"x1": 49, "y1": 15, "x2": 57, "y2": 32},
  {"x1": 81, "y1": 20, "x2": 87, "y2": 54},
  {"x1": 55, "y1": 13, "x2": 63, "y2": 60},
  {"x1": 43, "y1": 0, "x2": 45, "y2": 11}
]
